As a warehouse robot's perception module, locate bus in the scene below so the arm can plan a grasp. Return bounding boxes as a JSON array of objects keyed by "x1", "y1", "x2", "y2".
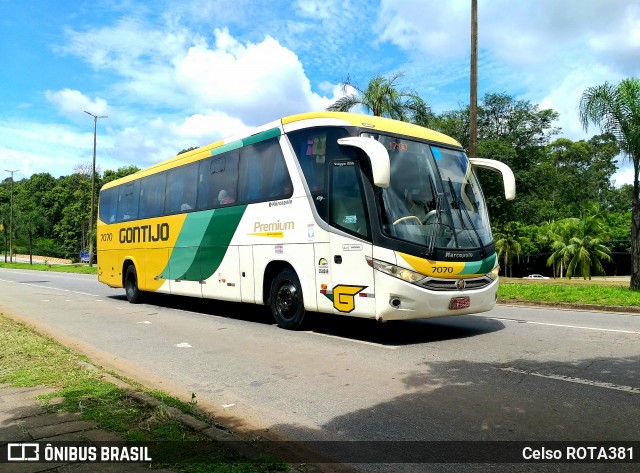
[{"x1": 97, "y1": 111, "x2": 515, "y2": 330}]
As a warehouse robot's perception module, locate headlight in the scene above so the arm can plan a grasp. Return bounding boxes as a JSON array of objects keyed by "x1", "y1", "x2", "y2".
[
  {"x1": 487, "y1": 263, "x2": 500, "y2": 280},
  {"x1": 366, "y1": 257, "x2": 425, "y2": 283}
]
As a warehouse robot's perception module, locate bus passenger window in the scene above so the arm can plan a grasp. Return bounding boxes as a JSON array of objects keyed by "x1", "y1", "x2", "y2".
[
  {"x1": 166, "y1": 162, "x2": 198, "y2": 214},
  {"x1": 99, "y1": 188, "x2": 118, "y2": 224},
  {"x1": 197, "y1": 151, "x2": 239, "y2": 209},
  {"x1": 117, "y1": 181, "x2": 140, "y2": 221},
  {"x1": 139, "y1": 172, "x2": 166, "y2": 219}
]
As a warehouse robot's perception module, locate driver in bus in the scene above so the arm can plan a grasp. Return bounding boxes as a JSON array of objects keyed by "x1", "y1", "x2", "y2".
[{"x1": 407, "y1": 188, "x2": 434, "y2": 223}]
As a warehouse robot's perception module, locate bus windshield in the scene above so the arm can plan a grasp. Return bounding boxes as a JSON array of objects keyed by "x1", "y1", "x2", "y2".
[{"x1": 366, "y1": 134, "x2": 492, "y2": 252}]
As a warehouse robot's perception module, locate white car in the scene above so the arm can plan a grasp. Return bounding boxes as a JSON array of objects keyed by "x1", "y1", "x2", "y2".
[{"x1": 524, "y1": 274, "x2": 550, "y2": 279}]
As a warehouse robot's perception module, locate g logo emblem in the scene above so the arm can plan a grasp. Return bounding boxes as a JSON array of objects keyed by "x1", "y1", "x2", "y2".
[{"x1": 333, "y1": 285, "x2": 366, "y2": 313}]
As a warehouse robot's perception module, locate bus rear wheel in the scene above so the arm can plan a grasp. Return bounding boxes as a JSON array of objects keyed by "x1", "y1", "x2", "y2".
[
  {"x1": 270, "y1": 268, "x2": 305, "y2": 330},
  {"x1": 124, "y1": 264, "x2": 144, "y2": 304}
]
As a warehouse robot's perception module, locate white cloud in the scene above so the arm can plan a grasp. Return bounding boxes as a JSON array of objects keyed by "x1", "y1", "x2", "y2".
[
  {"x1": 22, "y1": 18, "x2": 348, "y2": 177},
  {"x1": 0, "y1": 120, "x2": 100, "y2": 177},
  {"x1": 45, "y1": 89, "x2": 109, "y2": 121},
  {"x1": 175, "y1": 28, "x2": 322, "y2": 123}
]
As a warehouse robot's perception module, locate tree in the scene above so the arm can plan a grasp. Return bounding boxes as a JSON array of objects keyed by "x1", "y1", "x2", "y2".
[
  {"x1": 494, "y1": 222, "x2": 529, "y2": 277},
  {"x1": 543, "y1": 135, "x2": 618, "y2": 216},
  {"x1": 0, "y1": 204, "x2": 9, "y2": 262},
  {"x1": 326, "y1": 72, "x2": 433, "y2": 124},
  {"x1": 21, "y1": 211, "x2": 47, "y2": 264},
  {"x1": 100, "y1": 166, "x2": 141, "y2": 186},
  {"x1": 579, "y1": 78, "x2": 640, "y2": 289}
]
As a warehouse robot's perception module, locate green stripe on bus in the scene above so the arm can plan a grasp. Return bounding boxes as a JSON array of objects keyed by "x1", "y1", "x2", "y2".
[
  {"x1": 211, "y1": 141, "x2": 242, "y2": 157},
  {"x1": 241, "y1": 127, "x2": 281, "y2": 146},
  {"x1": 459, "y1": 253, "x2": 497, "y2": 275},
  {"x1": 163, "y1": 205, "x2": 247, "y2": 281}
]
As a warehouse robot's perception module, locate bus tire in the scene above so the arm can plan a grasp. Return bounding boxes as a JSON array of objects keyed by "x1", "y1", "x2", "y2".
[
  {"x1": 270, "y1": 268, "x2": 305, "y2": 330},
  {"x1": 124, "y1": 264, "x2": 144, "y2": 304}
]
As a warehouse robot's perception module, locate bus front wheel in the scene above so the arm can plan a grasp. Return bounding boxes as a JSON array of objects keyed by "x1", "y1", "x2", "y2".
[
  {"x1": 270, "y1": 268, "x2": 305, "y2": 330},
  {"x1": 124, "y1": 264, "x2": 144, "y2": 304}
]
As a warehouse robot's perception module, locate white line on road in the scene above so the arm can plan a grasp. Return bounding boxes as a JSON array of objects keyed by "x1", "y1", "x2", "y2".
[
  {"x1": 301, "y1": 331, "x2": 398, "y2": 349},
  {"x1": 489, "y1": 317, "x2": 640, "y2": 334},
  {"x1": 0, "y1": 278, "x2": 100, "y2": 297},
  {"x1": 500, "y1": 367, "x2": 640, "y2": 394}
]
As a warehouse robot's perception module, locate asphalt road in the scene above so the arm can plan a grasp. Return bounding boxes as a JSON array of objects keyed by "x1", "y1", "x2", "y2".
[{"x1": 0, "y1": 268, "x2": 638, "y2": 472}]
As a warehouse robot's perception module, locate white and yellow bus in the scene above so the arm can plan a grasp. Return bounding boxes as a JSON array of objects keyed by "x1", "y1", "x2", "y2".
[{"x1": 97, "y1": 111, "x2": 515, "y2": 329}]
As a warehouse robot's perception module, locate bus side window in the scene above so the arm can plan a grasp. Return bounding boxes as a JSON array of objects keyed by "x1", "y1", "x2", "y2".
[
  {"x1": 139, "y1": 172, "x2": 166, "y2": 219},
  {"x1": 99, "y1": 188, "x2": 118, "y2": 223},
  {"x1": 197, "y1": 151, "x2": 239, "y2": 210},
  {"x1": 238, "y1": 138, "x2": 293, "y2": 202},
  {"x1": 165, "y1": 162, "x2": 198, "y2": 214},
  {"x1": 117, "y1": 181, "x2": 140, "y2": 222}
]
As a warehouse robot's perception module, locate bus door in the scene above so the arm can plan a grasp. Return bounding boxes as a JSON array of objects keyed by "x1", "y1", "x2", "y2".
[{"x1": 327, "y1": 160, "x2": 375, "y2": 317}]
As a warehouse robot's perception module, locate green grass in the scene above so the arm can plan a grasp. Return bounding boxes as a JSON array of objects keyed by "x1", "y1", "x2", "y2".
[
  {"x1": 0, "y1": 261, "x2": 97, "y2": 274},
  {"x1": 0, "y1": 314, "x2": 287, "y2": 472},
  {"x1": 498, "y1": 280, "x2": 640, "y2": 307}
]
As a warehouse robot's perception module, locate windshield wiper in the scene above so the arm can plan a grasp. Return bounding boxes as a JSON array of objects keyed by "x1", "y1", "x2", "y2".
[
  {"x1": 427, "y1": 175, "x2": 441, "y2": 256},
  {"x1": 447, "y1": 178, "x2": 486, "y2": 256}
]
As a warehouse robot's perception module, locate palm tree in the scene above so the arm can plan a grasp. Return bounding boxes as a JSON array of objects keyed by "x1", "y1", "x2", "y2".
[
  {"x1": 547, "y1": 206, "x2": 612, "y2": 279},
  {"x1": 579, "y1": 78, "x2": 640, "y2": 289},
  {"x1": 539, "y1": 220, "x2": 565, "y2": 278},
  {"x1": 326, "y1": 72, "x2": 433, "y2": 125},
  {"x1": 494, "y1": 222, "x2": 529, "y2": 277}
]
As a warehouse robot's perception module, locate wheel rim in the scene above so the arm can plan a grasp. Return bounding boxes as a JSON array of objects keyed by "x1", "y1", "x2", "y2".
[{"x1": 276, "y1": 281, "x2": 299, "y2": 320}]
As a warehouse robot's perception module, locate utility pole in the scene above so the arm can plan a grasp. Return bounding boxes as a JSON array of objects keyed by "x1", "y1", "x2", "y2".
[
  {"x1": 5, "y1": 169, "x2": 18, "y2": 263},
  {"x1": 469, "y1": 0, "x2": 478, "y2": 159},
  {"x1": 84, "y1": 111, "x2": 107, "y2": 267}
]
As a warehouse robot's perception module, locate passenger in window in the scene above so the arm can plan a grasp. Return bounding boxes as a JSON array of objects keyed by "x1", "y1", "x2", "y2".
[{"x1": 218, "y1": 190, "x2": 235, "y2": 205}]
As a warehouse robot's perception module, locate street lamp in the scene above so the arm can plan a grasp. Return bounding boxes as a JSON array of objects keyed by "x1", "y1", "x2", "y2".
[
  {"x1": 469, "y1": 0, "x2": 478, "y2": 160},
  {"x1": 84, "y1": 111, "x2": 107, "y2": 267},
  {"x1": 5, "y1": 169, "x2": 18, "y2": 263}
]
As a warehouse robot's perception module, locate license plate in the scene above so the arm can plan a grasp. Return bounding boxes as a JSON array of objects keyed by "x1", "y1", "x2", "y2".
[{"x1": 449, "y1": 296, "x2": 470, "y2": 310}]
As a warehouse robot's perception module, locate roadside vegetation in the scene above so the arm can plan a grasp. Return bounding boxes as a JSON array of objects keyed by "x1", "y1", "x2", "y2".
[
  {"x1": 0, "y1": 314, "x2": 287, "y2": 472},
  {"x1": 0, "y1": 261, "x2": 97, "y2": 274},
  {"x1": 498, "y1": 278, "x2": 640, "y2": 308}
]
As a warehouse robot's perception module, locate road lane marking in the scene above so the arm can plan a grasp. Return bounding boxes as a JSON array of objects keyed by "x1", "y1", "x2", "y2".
[
  {"x1": 489, "y1": 317, "x2": 640, "y2": 334},
  {"x1": 175, "y1": 342, "x2": 192, "y2": 348},
  {"x1": 301, "y1": 331, "x2": 398, "y2": 349},
  {"x1": 500, "y1": 367, "x2": 640, "y2": 394},
  {"x1": 0, "y1": 278, "x2": 100, "y2": 297}
]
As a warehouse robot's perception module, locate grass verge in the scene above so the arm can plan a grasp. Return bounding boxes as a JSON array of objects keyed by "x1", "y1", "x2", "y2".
[
  {"x1": 0, "y1": 314, "x2": 287, "y2": 472},
  {"x1": 498, "y1": 279, "x2": 640, "y2": 307},
  {"x1": 0, "y1": 261, "x2": 97, "y2": 274}
]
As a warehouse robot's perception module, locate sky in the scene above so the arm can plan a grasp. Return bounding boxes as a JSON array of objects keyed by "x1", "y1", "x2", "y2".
[{"x1": 1, "y1": 0, "x2": 639, "y2": 186}]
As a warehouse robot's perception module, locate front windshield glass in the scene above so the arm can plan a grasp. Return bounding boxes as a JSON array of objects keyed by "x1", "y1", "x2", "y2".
[{"x1": 366, "y1": 134, "x2": 493, "y2": 252}]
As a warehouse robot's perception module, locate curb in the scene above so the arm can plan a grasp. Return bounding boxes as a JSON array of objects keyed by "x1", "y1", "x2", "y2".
[{"x1": 498, "y1": 300, "x2": 640, "y2": 314}]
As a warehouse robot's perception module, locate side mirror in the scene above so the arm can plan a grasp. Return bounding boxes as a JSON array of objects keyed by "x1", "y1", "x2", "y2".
[
  {"x1": 469, "y1": 157, "x2": 516, "y2": 201},
  {"x1": 338, "y1": 137, "x2": 390, "y2": 188}
]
